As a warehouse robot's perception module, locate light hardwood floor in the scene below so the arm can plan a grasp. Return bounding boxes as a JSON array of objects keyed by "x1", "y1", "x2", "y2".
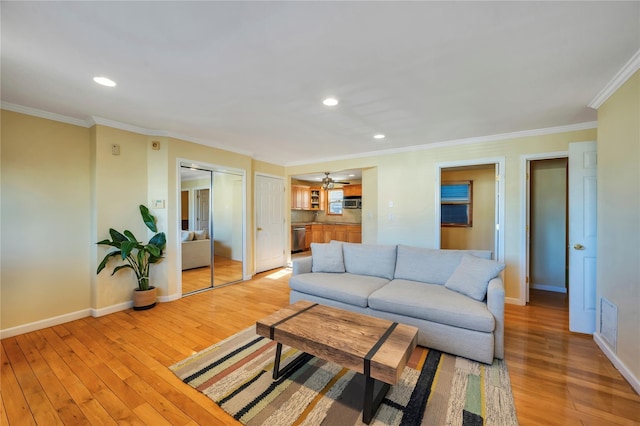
[
  {"x1": 181, "y1": 256, "x2": 243, "y2": 294},
  {"x1": 2, "y1": 270, "x2": 638, "y2": 425}
]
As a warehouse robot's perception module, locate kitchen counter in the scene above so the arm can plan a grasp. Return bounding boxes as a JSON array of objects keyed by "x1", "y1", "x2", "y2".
[{"x1": 292, "y1": 222, "x2": 361, "y2": 226}]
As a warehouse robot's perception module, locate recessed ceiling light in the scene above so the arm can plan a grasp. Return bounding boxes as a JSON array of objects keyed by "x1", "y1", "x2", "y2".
[
  {"x1": 93, "y1": 76, "x2": 116, "y2": 87},
  {"x1": 322, "y1": 97, "x2": 338, "y2": 106},
  {"x1": 374, "y1": 134, "x2": 386, "y2": 139}
]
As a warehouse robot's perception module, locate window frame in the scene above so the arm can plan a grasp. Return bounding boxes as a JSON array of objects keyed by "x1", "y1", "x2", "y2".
[
  {"x1": 327, "y1": 189, "x2": 344, "y2": 215},
  {"x1": 440, "y1": 180, "x2": 473, "y2": 227}
]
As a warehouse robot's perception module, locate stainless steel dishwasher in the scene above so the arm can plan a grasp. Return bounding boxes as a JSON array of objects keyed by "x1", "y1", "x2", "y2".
[{"x1": 292, "y1": 226, "x2": 306, "y2": 253}]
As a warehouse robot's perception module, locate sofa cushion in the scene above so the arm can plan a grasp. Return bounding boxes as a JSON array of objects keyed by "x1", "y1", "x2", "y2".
[
  {"x1": 193, "y1": 229, "x2": 208, "y2": 240},
  {"x1": 289, "y1": 272, "x2": 389, "y2": 308},
  {"x1": 394, "y1": 245, "x2": 492, "y2": 284},
  {"x1": 343, "y1": 243, "x2": 397, "y2": 280},
  {"x1": 311, "y1": 242, "x2": 345, "y2": 273},
  {"x1": 181, "y1": 231, "x2": 194, "y2": 242},
  {"x1": 445, "y1": 254, "x2": 506, "y2": 301},
  {"x1": 368, "y1": 279, "x2": 495, "y2": 332}
]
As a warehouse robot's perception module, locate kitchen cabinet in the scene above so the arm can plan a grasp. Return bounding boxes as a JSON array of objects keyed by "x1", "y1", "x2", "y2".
[
  {"x1": 309, "y1": 187, "x2": 325, "y2": 210},
  {"x1": 291, "y1": 185, "x2": 310, "y2": 210},
  {"x1": 309, "y1": 224, "x2": 361, "y2": 244},
  {"x1": 346, "y1": 225, "x2": 362, "y2": 243},
  {"x1": 343, "y1": 184, "x2": 362, "y2": 197},
  {"x1": 304, "y1": 225, "x2": 312, "y2": 250}
]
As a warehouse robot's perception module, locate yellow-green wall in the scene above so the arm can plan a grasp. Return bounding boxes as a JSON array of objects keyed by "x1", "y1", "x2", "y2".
[
  {"x1": 1, "y1": 111, "x2": 91, "y2": 328},
  {"x1": 596, "y1": 70, "x2": 640, "y2": 384},
  {"x1": 0, "y1": 110, "x2": 286, "y2": 332}
]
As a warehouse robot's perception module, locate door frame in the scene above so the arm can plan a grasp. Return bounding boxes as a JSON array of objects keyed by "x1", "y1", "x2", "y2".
[
  {"x1": 176, "y1": 158, "x2": 247, "y2": 295},
  {"x1": 254, "y1": 172, "x2": 286, "y2": 273},
  {"x1": 435, "y1": 157, "x2": 506, "y2": 264},
  {"x1": 519, "y1": 151, "x2": 568, "y2": 305}
]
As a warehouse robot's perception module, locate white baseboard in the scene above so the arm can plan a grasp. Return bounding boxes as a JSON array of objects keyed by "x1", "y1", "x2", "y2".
[
  {"x1": 0, "y1": 308, "x2": 91, "y2": 339},
  {"x1": 159, "y1": 293, "x2": 181, "y2": 303},
  {"x1": 90, "y1": 301, "x2": 132, "y2": 317},
  {"x1": 594, "y1": 332, "x2": 640, "y2": 395},
  {"x1": 505, "y1": 296, "x2": 525, "y2": 306},
  {"x1": 531, "y1": 284, "x2": 567, "y2": 293}
]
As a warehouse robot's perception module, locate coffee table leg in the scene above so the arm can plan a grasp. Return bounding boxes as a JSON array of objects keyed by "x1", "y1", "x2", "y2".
[
  {"x1": 272, "y1": 342, "x2": 308, "y2": 380},
  {"x1": 363, "y1": 375, "x2": 391, "y2": 424}
]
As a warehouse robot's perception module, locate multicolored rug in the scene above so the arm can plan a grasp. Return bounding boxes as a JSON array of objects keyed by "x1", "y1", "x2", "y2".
[{"x1": 170, "y1": 327, "x2": 518, "y2": 425}]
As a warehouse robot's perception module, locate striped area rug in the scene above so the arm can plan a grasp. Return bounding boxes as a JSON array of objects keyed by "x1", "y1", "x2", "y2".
[{"x1": 170, "y1": 327, "x2": 518, "y2": 425}]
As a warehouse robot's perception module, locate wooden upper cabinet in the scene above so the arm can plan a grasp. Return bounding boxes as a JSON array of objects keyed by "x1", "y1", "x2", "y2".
[
  {"x1": 309, "y1": 187, "x2": 325, "y2": 210},
  {"x1": 291, "y1": 185, "x2": 310, "y2": 210},
  {"x1": 343, "y1": 184, "x2": 362, "y2": 197}
]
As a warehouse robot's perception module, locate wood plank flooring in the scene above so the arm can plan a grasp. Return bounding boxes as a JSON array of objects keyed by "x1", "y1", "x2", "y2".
[
  {"x1": 181, "y1": 256, "x2": 243, "y2": 294},
  {"x1": 2, "y1": 271, "x2": 638, "y2": 425}
]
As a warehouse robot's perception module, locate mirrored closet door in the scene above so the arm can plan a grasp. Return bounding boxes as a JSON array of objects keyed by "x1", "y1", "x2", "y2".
[{"x1": 180, "y1": 165, "x2": 244, "y2": 295}]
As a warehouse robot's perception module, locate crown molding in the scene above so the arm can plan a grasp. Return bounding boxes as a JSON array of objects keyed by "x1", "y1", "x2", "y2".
[
  {"x1": 1, "y1": 102, "x2": 90, "y2": 127},
  {"x1": 0, "y1": 103, "x2": 255, "y2": 158},
  {"x1": 90, "y1": 116, "x2": 169, "y2": 137},
  {"x1": 589, "y1": 49, "x2": 640, "y2": 110},
  {"x1": 284, "y1": 121, "x2": 598, "y2": 167}
]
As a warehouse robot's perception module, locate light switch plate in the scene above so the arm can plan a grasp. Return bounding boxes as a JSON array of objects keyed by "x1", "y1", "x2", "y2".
[
  {"x1": 111, "y1": 144, "x2": 120, "y2": 155},
  {"x1": 152, "y1": 200, "x2": 165, "y2": 209}
]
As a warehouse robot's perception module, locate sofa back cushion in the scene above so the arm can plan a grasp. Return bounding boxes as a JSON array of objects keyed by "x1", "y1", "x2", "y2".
[
  {"x1": 311, "y1": 242, "x2": 345, "y2": 273},
  {"x1": 394, "y1": 245, "x2": 492, "y2": 284},
  {"x1": 343, "y1": 243, "x2": 397, "y2": 280}
]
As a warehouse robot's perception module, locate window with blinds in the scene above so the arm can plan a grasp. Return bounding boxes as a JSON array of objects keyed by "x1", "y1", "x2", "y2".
[{"x1": 441, "y1": 181, "x2": 473, "y2": 227}]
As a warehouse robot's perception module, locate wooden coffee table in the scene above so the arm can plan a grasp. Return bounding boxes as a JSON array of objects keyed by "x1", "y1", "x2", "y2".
[{"x1": 256, "y1": 300, "x2": 418, "y2": 424}]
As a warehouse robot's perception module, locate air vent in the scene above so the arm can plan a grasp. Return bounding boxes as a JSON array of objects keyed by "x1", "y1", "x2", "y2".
[{"x1": 600, "y1": 297, "x2": 618, "y2": 352}]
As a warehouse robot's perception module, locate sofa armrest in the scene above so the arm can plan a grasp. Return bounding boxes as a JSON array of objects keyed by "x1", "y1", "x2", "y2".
[
  {"x1": 487, "y1": 276, "x2": 505, "y2": 359},
  {"x1": 292, "y1": 256, "x2": 312, "y2": 276}
]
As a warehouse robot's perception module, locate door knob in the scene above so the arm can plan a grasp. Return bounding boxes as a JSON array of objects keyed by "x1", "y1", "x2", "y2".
[
  {"x1": 573, "y1": 243, "x2": 585, "y2": 250},
  {"x1": 257, "y1": 227, "x2": 263, "y2": 231}
]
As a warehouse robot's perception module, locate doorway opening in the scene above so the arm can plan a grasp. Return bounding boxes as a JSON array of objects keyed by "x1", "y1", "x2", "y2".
[
  {"x1": 179, "y1": 162, "x2": 245, "y2": 295},
  {"x1": 528, "y1": 158, "x2": 568, "y2": 305},
  {"x1": 436, "y1": 158, "x2": 505, "y2": 264}
]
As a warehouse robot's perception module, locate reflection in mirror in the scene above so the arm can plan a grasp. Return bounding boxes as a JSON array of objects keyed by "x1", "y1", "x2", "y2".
[
  {"x1": 211, "y1": 170, "x2": 243, "y2": 285},
  {"x1": 180, "y1": 167, "x2": 213, "y2": 294},
  {"x1": 180, "y1": 165, "x2": 244, "y2": 295}
]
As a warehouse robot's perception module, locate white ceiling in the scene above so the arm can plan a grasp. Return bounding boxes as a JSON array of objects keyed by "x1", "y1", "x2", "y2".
[{"x1": 2, "y1": 2, "x2": 639, "y2": 166}]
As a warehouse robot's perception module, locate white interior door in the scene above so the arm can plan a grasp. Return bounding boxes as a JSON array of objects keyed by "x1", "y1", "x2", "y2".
[
  {"x1": 195, "y1": 188, "x2": 210, "y2": 235},
  {"x1": 568, "y1": 141, "x2": 597, "y2": 334},
  {"x1": 255, "y1": 174, "x2": 285, "y2": 273}
]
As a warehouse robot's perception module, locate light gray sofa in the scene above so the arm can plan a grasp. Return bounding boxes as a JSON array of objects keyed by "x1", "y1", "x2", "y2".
[
  {"x1": 289, "y1": 242, "x2": 506, "y2": 364},
  {"x1": 181, "y1": 230, "x2": 211, "y2": 270}
]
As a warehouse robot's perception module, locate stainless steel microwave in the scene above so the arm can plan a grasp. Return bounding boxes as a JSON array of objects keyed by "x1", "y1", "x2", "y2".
[{"x1": 343, "y1": 198, "x2": 361, "y2": 209}]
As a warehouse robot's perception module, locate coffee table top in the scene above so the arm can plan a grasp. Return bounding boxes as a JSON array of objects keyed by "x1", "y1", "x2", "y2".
[{"x1": 256, "y1": 300, "x2": 418, "y2": 384}]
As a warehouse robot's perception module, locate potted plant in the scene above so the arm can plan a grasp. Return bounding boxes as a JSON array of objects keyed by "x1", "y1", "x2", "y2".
[{"x1": 97, "y1": 205, "x2": 166, "y2": 310}]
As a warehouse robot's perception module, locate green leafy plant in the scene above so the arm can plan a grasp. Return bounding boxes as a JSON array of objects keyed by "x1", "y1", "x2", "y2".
[{"x1": 97, "y1": 205, "x2": 166, "y2": 291}]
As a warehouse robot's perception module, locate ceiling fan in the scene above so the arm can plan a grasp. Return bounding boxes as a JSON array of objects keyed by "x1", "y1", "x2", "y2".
[{"x1": 321, "y1": 172, "x2": 350, "y2": 190}]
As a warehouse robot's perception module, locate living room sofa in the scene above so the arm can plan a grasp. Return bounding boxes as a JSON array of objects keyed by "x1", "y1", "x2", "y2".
[
  {"x1": 181, "y1": 230, "x2": 211, "y2": 270},
  {"x1": 289, "y1": 242, "x2": 506, "y2": 364}
]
